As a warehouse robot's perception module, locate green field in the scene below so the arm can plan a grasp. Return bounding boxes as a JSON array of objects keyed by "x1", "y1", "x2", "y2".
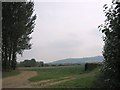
[
  {"x1": 29, "y1": 65, "x2": 84, "y2": 81},
  {"x1": 47, "y1": 68, "x2": 99, "y2": 88},
  {"x1": 28, "y1": 65, "x2": 100, "y2": 88},
  {"x1": 2, "y1": 65, "x2": 100, "y2": 88}
]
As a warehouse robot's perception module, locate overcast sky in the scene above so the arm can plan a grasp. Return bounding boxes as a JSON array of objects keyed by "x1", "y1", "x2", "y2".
[{"x1": 18, "y1": 0, "x2": 112, "y2": 63}]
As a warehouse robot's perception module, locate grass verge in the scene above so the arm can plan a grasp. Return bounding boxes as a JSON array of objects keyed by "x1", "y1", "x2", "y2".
[{"x1": 2, "y1": 70, "x2": 20, "y2": 78}]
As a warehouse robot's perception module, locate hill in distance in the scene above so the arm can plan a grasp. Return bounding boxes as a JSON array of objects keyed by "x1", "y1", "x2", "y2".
[{"x1": 49, "y1": 56, "x2": 104, "y2": 65}]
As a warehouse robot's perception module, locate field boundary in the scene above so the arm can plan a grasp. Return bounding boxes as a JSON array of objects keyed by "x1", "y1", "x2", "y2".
[{"x1": 31, "y1": 76, "x2": 76, "y2": 88}]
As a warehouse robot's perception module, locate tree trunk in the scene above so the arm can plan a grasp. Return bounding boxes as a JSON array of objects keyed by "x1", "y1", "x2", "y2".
[
  {"x1": 11, "y1": 41, "x2": 17, "y2": 70},
  {"x1": 8, "y1": 42, "x2": 13, "y2": 70},
  {"x1": 4, "y1": 42, "x2": 9, "y2": 71}
]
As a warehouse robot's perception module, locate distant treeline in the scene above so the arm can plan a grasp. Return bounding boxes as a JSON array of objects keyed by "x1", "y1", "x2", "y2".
[
  {"x1": 85, "y1": 63, "x2": 102, "y2": 71},
  {"x1": 18, "y1": 59, "x2": 44, "y2": 67}
]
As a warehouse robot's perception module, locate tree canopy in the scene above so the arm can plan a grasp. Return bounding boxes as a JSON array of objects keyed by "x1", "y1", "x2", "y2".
[
  {"x1": 97, "y1": 1, "x2": 120, "y2": 88},
  {"x1": 2, "y1": 2, "x2": 36, "y2": 71}
]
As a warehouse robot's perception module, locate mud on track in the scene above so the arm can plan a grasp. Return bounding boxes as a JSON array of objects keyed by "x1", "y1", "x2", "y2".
[
  {"x1": 2, "y1": 70, "x2": 76, "y2": 88},
  {"x1": 2, "y1": 71, "x2": 37, "y2": 88},
  {"x1": 31, "y1": 76, "x2": 76, "y2": 88}
]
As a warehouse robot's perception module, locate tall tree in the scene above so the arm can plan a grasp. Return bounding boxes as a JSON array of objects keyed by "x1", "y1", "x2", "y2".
[
  {"x1": 2, "y1": 2, "x2": 36, "y2": 71},
  {"x1": 97, "y1": 1, "x2": 120, "y2": 88}
]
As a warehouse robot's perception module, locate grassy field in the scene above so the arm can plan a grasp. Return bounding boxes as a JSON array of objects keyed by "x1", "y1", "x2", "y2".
[
  {"x1": 29, "y1": 65, "x2": 85, "y2": 81},
  {"x1": 46, "y1": 68, "x2": 100, "y2": 88},
  {"x1": 2, "y1": 65, "x2": 100, "y2": 88},
  {"x1": 2, "y1": 70, "x2": 20, "y2": 78},
  {"x1": 28, "y1": 65, "x2": 100, "y2": 88}
]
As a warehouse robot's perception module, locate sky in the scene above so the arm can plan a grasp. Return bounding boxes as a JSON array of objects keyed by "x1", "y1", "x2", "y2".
[{"x1": 17, "y1": 0, "x2": 112, "y2": 63}]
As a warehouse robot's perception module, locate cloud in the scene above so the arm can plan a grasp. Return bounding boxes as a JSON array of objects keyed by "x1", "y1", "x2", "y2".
[{"x1": 18, "y1": 1, "x2": 109, "y2": 62}]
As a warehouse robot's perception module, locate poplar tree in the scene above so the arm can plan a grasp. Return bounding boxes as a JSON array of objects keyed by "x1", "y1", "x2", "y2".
[
  {"x1": 2, "y1": 2, "x2": 36, "y2": 71},
  {"x1": 96, "y1": 1, "x2": 120, "y2": 88}
]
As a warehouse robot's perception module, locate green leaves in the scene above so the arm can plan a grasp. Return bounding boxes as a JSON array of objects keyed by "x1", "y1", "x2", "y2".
[
  {"x1": 2, "y1": 2, "x2": 36, "y2": 70},
  {"x1": 97, "y1": 3, "x2": 120, "y2": 88}
]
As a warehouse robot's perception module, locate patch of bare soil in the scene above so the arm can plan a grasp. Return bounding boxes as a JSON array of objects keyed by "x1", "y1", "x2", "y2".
[
  {"x1": 31, "y1": 76, "x2": 76, "y2": 88},
  {"x1": 2, "y1": 71, "x2": 37, "y2": 88},
  {"x1": 2, "y1": 71, "x2": 76, "y2": 88}
]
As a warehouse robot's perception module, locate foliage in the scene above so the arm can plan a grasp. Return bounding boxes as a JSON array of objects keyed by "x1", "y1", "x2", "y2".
[
  {"x1": 85, "y1": 63, "x2": 101, "y2": 71},
  {"x1": 2, "y1": 2, "x2": 36, "y2": 71},
  {"x1": 19, "y1": 59, "x2": 44, "y2": 67},
  {"x1": 22, "y1": 59, "x2": 37, "y2": 67},
  {"x1": 97, "y1": 2, "x2": 120, "y2": 88}
]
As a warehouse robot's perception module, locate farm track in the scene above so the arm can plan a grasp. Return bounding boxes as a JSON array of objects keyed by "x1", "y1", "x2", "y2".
[
  {"x1": 2, "y1": 67, "x2": 97, "y2": 88},
  {"x1": 31, "y1": 76, "x2": 76, "y2": 88},
  {"x1": 2, "y1": 70, "x2": 76, "y2": 88},
  {"x1": 30, "y1": 71, "x2": 96, "y2": 88},
  {"x1": 2, "y1": 71, "x2": 37, "y2": 88}
]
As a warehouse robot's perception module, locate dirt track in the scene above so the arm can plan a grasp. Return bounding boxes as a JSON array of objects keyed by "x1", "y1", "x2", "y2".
[
  {"x1": 2, "y1": 70, "x2": 76, "y2": 88},
  {"x1": 31, "y1": 76, "x2": 75, "y2": 88},
  {"x1": 2, "y1": 71, "x2": 37, "y2": 88}
]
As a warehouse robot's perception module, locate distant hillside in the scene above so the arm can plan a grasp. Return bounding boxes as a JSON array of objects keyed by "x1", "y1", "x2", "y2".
[{"x1": 49, "y1": 56, "x2": 104, "y2": 65}]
